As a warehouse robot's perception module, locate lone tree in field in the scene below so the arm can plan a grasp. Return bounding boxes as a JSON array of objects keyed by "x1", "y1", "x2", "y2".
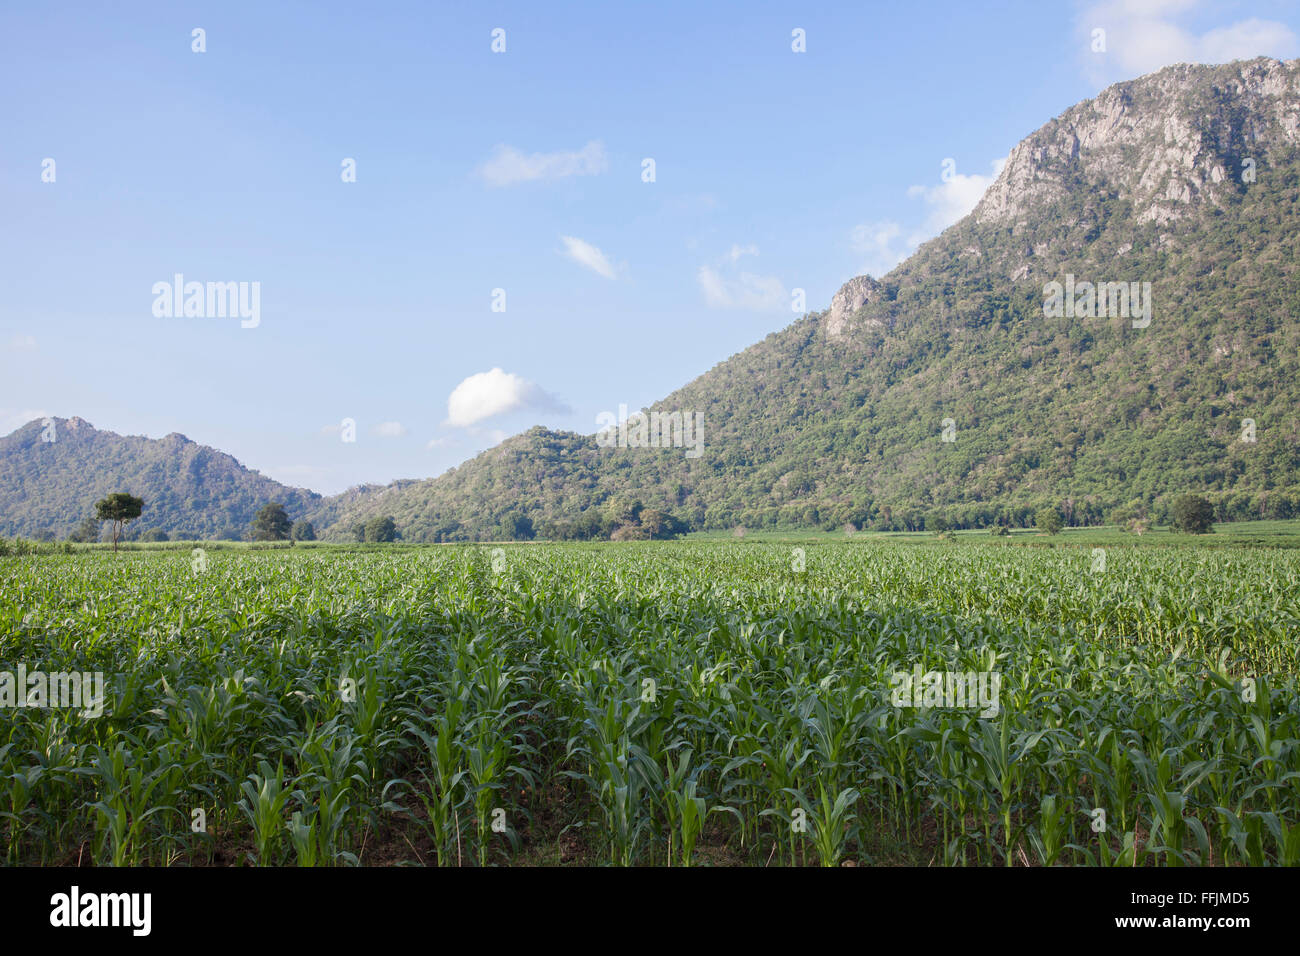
[
  {"x1": 1034, "y1": 507, "x2": 1063, "y2": 535},
  {"x1": 290, "y1": 520, "x2": 316, "y2": 541},
  {"x1": 251, "y1": 502, "x2": 292, "y2": 541},
  {"x1": 364, "y1": 515, "x2": 399, "y2": 543},
  {"x1": 95, "y1": 493, "x2": 145, "y2": 551},
  {"x1": 1170, "y1": 493, "x2": 1215, "y2": 534}
]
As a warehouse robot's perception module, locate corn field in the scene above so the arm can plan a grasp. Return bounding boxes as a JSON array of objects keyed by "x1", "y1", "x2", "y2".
[{"x1": 1, "y1": 541, "x2": 1297, "y2": 866}]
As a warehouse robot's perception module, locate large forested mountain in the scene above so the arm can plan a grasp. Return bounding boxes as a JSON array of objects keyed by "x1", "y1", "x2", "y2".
[
  {"x1": 0, "y1": 417, "x2": 321, "y2": 539},
  {"x1": 312, "y1": 57, "x2": 1300, "y2": 539},
  {"x1": 4, "y1": 58, "x2": 1299, "y2": 541}
]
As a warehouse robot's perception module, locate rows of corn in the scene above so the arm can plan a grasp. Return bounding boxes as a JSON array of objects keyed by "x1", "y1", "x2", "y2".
[{"x1": 1, "y1": 541, "x2": 1297, "y2": 865}]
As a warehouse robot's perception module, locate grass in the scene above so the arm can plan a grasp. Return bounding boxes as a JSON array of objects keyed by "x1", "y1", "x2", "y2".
[{"x1": 1, "y1": 539, "x2": 1297, "y2": 866}]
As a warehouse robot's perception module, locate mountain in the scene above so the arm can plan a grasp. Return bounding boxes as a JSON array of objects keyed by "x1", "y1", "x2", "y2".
[
  {"x1": 0, "y1": 417, "x2": 322, "y2": 540},
  {"x1": 313, "y1": 57, "x2": 1300, "y2": 539},
  {"x1": 5, "y1": 58, "x2": 1300, "y2": 542}
]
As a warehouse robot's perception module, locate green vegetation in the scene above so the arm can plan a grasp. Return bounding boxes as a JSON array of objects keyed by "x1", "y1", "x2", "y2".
[
  {"x1": 290, "y1": 520, "x2": 316, "y2": 542},
  {"x1": 1, "y1": 539, "x2": 1296, "y2": 866}
]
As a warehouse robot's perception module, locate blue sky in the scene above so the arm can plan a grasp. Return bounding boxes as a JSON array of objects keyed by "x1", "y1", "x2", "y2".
[{"x1": 2, "y1": 0, "x2": 1297, "y2": 494}]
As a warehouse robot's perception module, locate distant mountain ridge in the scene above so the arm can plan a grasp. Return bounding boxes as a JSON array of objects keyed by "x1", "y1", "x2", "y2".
[{"x1": 0, "y1": 417, "x2": 321, "y2": 539}]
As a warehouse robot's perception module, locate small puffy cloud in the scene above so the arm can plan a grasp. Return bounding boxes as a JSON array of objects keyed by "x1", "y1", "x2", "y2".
[
  {"x1": 425, "y1": 437, "x2": 449, "y2": 450},
  {"x1": 444, "y1": 368, "x2": 567, "y2": 427},
  {"x1": 849, "y1": 221, "x2": 910, "y2": 280},
  {"x1": 475, "y1": 140, "x2": 608, "y2": 187},
  {"x1": 6, "y1": 335, "x2": 37, "y2": 351},
  {"x1": 372, "y1": 421, "x2": 408, "y2": 438},
  {"x1": 697, "y1": 246, "x2": 787, "y2": 311},
  {"x1": 1080, "y1": 1, "x2": 1298, "y2": 84},
  {"x1": 559, "y1": 235, "x2": 617, "y2": 279}
]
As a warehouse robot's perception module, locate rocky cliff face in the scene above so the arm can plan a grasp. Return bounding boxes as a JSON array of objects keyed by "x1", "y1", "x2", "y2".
[
  {"x1": 823, "y1": 57, "x2": 1300, "y2": 337},
  {"x1": 823, "y1": 274, "x2": 883, "y2": 339},
  {"x1": 976, "y1": 58, "x2": 1300, "y2": 229}
]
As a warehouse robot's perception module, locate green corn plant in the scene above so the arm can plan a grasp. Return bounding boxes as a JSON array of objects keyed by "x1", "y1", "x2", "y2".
[{"x1": 237, "y1": 760, "x2": 292, "y2": 866}]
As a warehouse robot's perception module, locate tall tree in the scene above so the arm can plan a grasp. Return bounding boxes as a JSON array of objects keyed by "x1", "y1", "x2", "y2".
[
  {"x1": 251, "y1": 502, "x2": 292, "y2": 541},
  {"x1": 95, "y1": 493, "x2": 144, "y2": 551}
]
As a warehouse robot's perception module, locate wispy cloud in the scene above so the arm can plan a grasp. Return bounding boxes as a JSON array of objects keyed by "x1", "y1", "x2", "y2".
[
  {"x1": 559, "y1": 235, "x2": 617, "y2": 279},
  {"x1": 1079, "y1": 0, "x2": 1299, "y2": 85},
  {"x1": 5, "y1": 335, "x2": 37, "y2": 351},
  {"x1": 444, "y1": 368, "x2": 568, "y2": 427},
  {"x1": 697, "y1": 245, "x2": 787, "y2": 311},
  {"x1": 371, "y1": 421, "x2": 408, "y2": 438},
  {"x1": 475, "y1": 140, "x2": 608, "y2": 187}
]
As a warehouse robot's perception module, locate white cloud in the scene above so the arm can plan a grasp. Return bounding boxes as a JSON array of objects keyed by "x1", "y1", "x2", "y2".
[
  {"x1": 425, "y1": 437, "x2": 449, "y2": 450},
  {"x1": 697, "y1": 245, "x2": 787, "y2": 311},
  {"x1": 444, "y1": 368, "x2": 567, "y2": 427},
  {"x1": 372, "y1": 421, "x2": 408, "y2": 438},
  {"x1": 850, "y1": 157, "x2": 1006, "y2": 278},
  {"x1": 475, "y1": 140, "x2": 608, "y2": 187},
  {"x1": 697, "y1": 266, "x2": 786, "y2": 311},
  {"x1": 1080, "y1": 1, "x2": 1298, "y2": 84},
  {"x1": 6, "y1": 335, "x2": 37, "y2": 351},
  {"x1": 726, "y1": 244, "x2": 759, "y2": 262},
  {"x1": 559, "y1": 235, "x2": 617, "y2": 279},
  {"x1": 1200, "y1": 18, "x2": 1299, "y2": 63},
  {"x1": 849, "y1": 221, "x2": 911, "y2": 280},
  {"x1": 907, "y1": 158, "x2": 1007, "y2": 235}
]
